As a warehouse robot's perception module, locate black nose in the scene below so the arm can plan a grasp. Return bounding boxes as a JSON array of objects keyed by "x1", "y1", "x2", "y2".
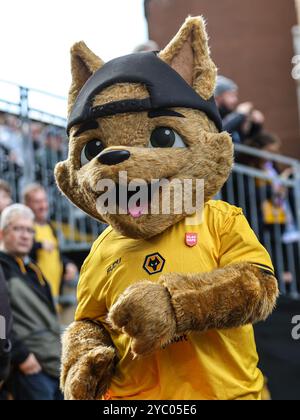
[{"x1": 98, "y1": 150, "x2": 131, "y2": 166}]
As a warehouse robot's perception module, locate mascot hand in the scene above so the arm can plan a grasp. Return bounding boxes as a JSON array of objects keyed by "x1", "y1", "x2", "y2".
[
  {"x1": 108, "y1": 281, "x2": 177, "y2": 357},
  {"x1": 64, "y1": 345, "x2": 115, "y2": 400},
  {"x1": 61, "y1": 321, "x2": 116, "y2": 400}
]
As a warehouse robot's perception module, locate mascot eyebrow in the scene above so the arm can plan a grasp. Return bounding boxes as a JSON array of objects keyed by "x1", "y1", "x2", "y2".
[
  {"x1": 148, "y1": 109, "x2": 185, "y2": 118},
  {"x1": 73, "y1": 109, "x2": 185, "y2": 137},
  {"x1": 74, "y1": 121, "x2": 99, "y2": 137},
  {"x1": 67, "y1": 52, "x2": 222, "y2": 135}
]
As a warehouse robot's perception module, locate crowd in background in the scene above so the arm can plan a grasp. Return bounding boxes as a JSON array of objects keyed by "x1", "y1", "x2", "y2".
[
  {"x1": 0, "y1": 182, "x2": 78, "y2": 400},
  {"x1": 215, "y1": 75, "x2": 300, "y2": 289},
  {"x1": 0, "y1": 113, "x2": 66, "y2": 202},
  {"x1": 0, "y1": 70, "x2": 300, "y2": 399}
]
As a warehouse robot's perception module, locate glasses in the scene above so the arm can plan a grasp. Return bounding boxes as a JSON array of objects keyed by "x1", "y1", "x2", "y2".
[{"x1": 8, "y1": 226, "x2": 35, "y2": 236}]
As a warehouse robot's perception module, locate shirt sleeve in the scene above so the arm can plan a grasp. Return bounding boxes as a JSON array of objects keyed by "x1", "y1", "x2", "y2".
[
  {"x1": 75, "y1": 259, "x2": 107, "y2": 323},
  {"x1": 75, "y1": 229, "x2": 114, "y2": 323},
  {"x1": 219, "y1": 210, "x2": 275, "y2": 276}
]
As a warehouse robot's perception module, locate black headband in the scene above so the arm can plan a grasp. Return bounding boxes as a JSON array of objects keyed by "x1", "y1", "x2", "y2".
[{"x1": 67, "y1": 52, "x2": 222, "y2": 134}]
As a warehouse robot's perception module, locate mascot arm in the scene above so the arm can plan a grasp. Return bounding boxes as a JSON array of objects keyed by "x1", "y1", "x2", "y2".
[
  {"x1": 109, "y1": 212, "x2": 278, "y2": 356},
  {"x1": 159, "y1": 263, "x2": 279, "y2": 334},
  {"x1": 61, "y1": 320, "x2": 116, "y2": 400}
]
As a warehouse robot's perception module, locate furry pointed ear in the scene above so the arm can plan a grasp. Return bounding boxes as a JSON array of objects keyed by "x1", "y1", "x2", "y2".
[
  {"x1": 68, "y1": 41, "x2": 104, "y2": 115},
  {"x1": 159, "y1": 16, "x2": 217, "y2": 100}
]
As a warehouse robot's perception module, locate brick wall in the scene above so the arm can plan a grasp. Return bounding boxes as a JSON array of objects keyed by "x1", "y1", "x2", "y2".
[{"x1": 145, "y1": 0, "x2": 300, "y2": 159}]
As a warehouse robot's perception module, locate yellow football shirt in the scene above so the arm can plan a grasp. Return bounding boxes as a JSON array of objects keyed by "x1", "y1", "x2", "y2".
[
  {"x1": 75, "y1": 200, "x2": 274, "y2": 400},
  {"x1": 34, "y1": 223, "x2": 63, "y2": 298}
]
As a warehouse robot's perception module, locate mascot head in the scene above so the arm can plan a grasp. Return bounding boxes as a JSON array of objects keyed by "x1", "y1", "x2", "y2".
[{"x1": 55, "y1": 17, "x2": 233, "y2": 239}]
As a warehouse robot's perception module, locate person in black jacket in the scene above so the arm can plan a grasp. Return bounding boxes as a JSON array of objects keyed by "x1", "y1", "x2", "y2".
[
  {"x1": 0, "y1": 264, "x2": 12, "y2": 388},
  {"x1": 0, "y1": 204, "x2": 62, "y2": 400}
]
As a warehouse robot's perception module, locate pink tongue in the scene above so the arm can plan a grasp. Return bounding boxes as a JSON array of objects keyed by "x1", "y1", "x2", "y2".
[{"x1": 128, "y1": 203, "x2": 147, "y2": 219}]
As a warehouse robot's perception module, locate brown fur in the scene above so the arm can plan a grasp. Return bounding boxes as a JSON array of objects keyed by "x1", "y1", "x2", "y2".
[
  {"x1": 108, "y1": 281, "x2": 177, "y2": 357},
  {"x1": 159, "y1": 263, "x2": 279, "y2": 334},
  {"x1": 93, "y1": 83, "x2": 149, "y2": 108},
  {"x1": 159, "y1": 16, "x2": 217, "y2": 100},
  {"x1": 68, "y1": 42, "x2": 104, "y2": 116},
  {"x1": 107, "y1": 264, "x2": 278, "y2": 356},
  {"x1": 55, "y1": 107, "x2": 233, "y2": 238},
  {"x1": 61, "y1": 321, "x2": 116, "y2": 400},
  {"x1": 55, "y1": 16, "x2": 232, "y2": 239},
  {"x1": 56, "y1": 16, "x2": 279, "y2": 400}
]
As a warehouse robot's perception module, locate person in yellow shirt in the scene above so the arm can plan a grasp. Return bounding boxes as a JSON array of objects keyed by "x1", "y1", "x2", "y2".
[
  {"x1": 56, "y1": 17, "x2": 279, "y2": 400},
  {"x1": 22, "y1": 184, "x2": 78, "y2": 299}
]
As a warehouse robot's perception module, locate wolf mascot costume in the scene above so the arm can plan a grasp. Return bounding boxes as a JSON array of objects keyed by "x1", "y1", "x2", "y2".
[{"x1": 55, "y1": 17, "x2": 278, "y2": 400}]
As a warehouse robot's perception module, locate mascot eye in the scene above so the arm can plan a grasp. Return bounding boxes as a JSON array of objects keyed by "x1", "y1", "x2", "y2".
[
  {"x1": 149, "y1": 127, "x2": 186, "y2": 148},
  {"x1": 81, "y1": 139, "x2": 105, "y2": 166}
]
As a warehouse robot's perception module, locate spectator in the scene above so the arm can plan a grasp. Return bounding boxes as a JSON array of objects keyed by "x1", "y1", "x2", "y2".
[
  {"x1": 215, "y1": 75, "x2": 265, "y2": 143},
  {"x1": 0, "y1": 264, "x2": 12, "y2": 393},
  {"x1": 35, "y1": 126, "x2": 65, "y2": 189},
  {"x1": 241, "y1": 132, "x2": 300, "y2": 287},
  {"x1": 0, "y1": 116, "x2": 24, "y2": 195},
  {"x1": 22, "y1": 184, "x2": 78, "y2": 300},
  {"x1": 0, "y1": 115, "x2": 24, "y2": 167},
  {"x1": 0, "y1": 145, "x2": 23, "y2": 192},
  {"x1": 29, "y1": 122, "x2": 43, "y2": 154},
  {"x1": 246, "y1": 133, "x2": 300, "y2": 240},
  {"x1": 0, "y1": 180, "x2": 13, "y2": 214},
  {"x1": 0, "y1": 204, "x2": 62, "y2": 400}
]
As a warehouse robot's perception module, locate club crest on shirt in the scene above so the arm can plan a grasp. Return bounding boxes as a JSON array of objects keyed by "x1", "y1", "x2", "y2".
[
  {"x1": 143, "y1": 253, "x2": 166, "y2": 275},
  {"x1": 185, "y1": 232, "x2": 198, "y2": 247}
]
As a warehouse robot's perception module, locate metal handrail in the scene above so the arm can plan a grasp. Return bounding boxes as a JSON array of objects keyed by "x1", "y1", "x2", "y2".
[
  {"x1": 0, "y1": 79, "x2": 67, "y2": 102},
  {"x1": 235, "y1": 143, "x2": 300, "y2": 166},
  {"x1": 234, "y1": 163, "x2": 297, "y2": 187}
]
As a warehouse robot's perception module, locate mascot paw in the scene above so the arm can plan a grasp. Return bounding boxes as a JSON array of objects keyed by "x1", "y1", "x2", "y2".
[
  {"x1": 64, "y1": 346, "x2": 115, "y2": 400},
  {"x1": 108, "y1": 281, "x2": 177, "y2": 357}
]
